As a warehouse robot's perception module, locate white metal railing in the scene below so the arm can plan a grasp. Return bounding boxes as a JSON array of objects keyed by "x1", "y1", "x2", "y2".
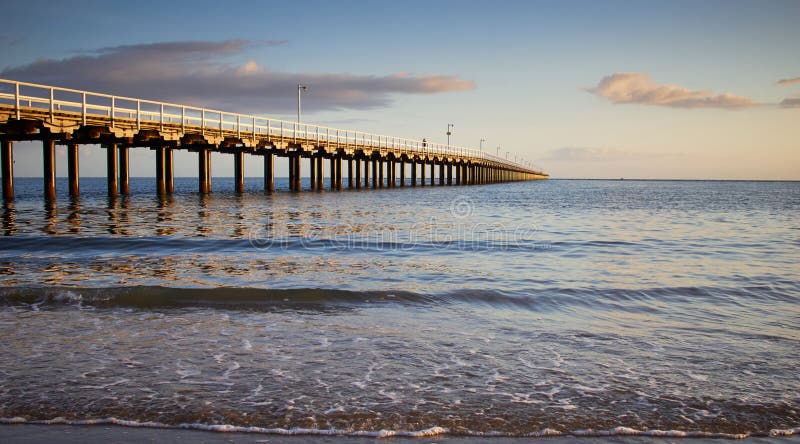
[{"x1": 0, "y1": 78, "x2": 545, "y2": 174}]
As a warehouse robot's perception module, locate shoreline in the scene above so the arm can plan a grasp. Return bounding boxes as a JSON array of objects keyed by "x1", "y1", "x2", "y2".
[{"x1": 2, "y1": 424, "x2": 800, "y2": 444}]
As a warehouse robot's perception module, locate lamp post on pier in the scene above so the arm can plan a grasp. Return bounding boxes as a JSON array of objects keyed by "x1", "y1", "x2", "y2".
[
  {"x1": 446, "y1": 123, "x2": 454, "y2": 147},
  {"x1": 297, "y1": 84, "x2": 308, "y2": 123},
  {"x1": 480, "y1": 138, "x2": 486, "y2": 152}
]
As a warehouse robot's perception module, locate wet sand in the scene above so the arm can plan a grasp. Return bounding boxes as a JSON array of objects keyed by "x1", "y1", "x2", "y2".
[{"x1": 2, "y1": 425, "x2": 800, "y2": 444}]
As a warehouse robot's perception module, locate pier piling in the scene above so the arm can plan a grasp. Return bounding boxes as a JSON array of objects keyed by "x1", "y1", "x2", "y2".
[
  {"x1": 315, "y1": 155, "x2": 323, "y2": 190},
  {"x1": 43, "y1": 140, "x2": 56, "y2": 200},
  {"x1": 199, "y1": 148, "x2": 209, "y2": 194},
  {"x1": 2, "y1": 141, "x2": 13, "y2": 201},
  {"x1": 234, "y1": 151, "x2": 244, "y2": 193},
  {"x1": 294, "y1": 154, "x2": 302, "y2": 191},
  {"x1": 309, "y1": 156, "x2": 317, "y2": 190},
  {"x1": 264, "y1": 152, "x2": 274, "y2": 192},
  {"x1": 106, "y1": 143, "x2": 117, "y2": 198},
  {"x1": 155, "y1": 147, "x2": 166, "y2": 196},
  {"x1": 165, "y1": 148, "x2": 174, "y2": 194},
  {"x1": 119, "y1": 147, "x2": 129, "y2": 194},
  {"x1": 67, "y1": 143, "x2": 79, "y2": 197}
]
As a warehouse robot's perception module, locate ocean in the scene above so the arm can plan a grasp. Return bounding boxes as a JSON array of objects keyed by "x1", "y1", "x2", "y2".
[{"x1": 0, "y1": 178, "x2": 798, "y2": 440}]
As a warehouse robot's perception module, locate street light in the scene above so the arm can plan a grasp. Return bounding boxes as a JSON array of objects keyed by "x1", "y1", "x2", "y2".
[
  {"x1": 297, "y1": 83, "x2": 308, "y2": 123},
  {"x1": 446, "y1": 123, "x2": 454, "y2": 147},
  {"x1": 506, "y1": 151, "x2": 509, "y2": 159},
  {"x1": 480, "y1": 138, "x2": 486, "y2": 151},
  {"x1": 496, "y1": 146, "x2": 501, "y2": 157}
]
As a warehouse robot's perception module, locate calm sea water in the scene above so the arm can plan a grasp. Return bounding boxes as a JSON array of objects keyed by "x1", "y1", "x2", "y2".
[{"x1": 0, "y1": 178, "x2": 798, "y2": 439}]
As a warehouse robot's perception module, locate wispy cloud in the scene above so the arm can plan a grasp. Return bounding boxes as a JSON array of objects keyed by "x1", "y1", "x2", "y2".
[
  {"x1": 543, "y1": 147, "x2": 670, "y2": 162},
  {"x1": 776, "y1": 77, "x2": 800, "y2": 87},
  {"x1": 779, "y1": 95, "x2": 800, "y2": 108},
  {"x1": 0, "y1": 40, "x2": 475, "y2": 113},
  {"x1": 588, "y1": 72, "x2": 759, "y2": 110}
]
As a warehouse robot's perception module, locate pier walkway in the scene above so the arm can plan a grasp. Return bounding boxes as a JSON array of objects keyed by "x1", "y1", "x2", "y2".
[{"x1": 0, "y1": 78, "x2": 547, "y2": 200}]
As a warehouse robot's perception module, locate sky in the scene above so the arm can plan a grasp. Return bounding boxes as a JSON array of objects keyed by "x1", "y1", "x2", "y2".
[{"x1": 1, "y1": 0, "x2": 798, "y2": 179}]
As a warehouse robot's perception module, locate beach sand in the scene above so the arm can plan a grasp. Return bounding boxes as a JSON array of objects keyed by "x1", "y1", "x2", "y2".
[{"x1": 2, "y1": 425, "x2": 800, "y2": 444}]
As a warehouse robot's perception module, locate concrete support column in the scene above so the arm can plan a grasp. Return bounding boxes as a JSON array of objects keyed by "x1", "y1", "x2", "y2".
[
  {"x1": 165, "y1": 148, "x2": 174, "y2": 194},
  {"x1": 439, "y1": 162, "x2": 445, "y2": 186},
  {"x1": 420, "y1": 160, "x2": 425, "y2": 186},
  {"x1": 411, "y1": 161, "x2": 417, "y2": 186},
  {"x1": 264, "y1": 152, "x2": 274, "y2": 192},
  {"x1": 316, "y1": 155, "x2": 323, "y2": 190},
  {"x1": 446, "y1": 164, "x2": 453, "y2": 185},
  {"x1": 68, "y1": 143, "x2": 80, "y2": 197},
  {"x1": 378, "y1": 159, "x2": 384, "y2": 188},
  {"x1": 389, "y1": 160, "x2": 396, "y2": 187},
  {"x1": 206, "y1": 149, "x2": 212, "y2": 191},
  {"x1": 348, "y1": 158, "x2": 355, "y2": 188},
  {"x1": 371, "y1": 159, "x2": 378, "y2": 188},
  {"x1": 155, "y1": 147, "x2": 166, "y2": 196},
  {"x1": 335, "y1": 157, "x2": 343, "y2": 189},
  {"x1": 309, "y1": 156, "x2": 317, "y2": 190},
  {"x1": 2, "y1": 141, "x2": 13, "y2": 201},
  {"x1": 234, "y1": 151, "x2": 244, "y2": 193},
  {"x1": 362, "y1": 159, "x2": 369, "y2": 188},
  {"x1": 106, "y1": 143, "x2": 117, "y2": 198},
  {"x1": 430, "y1": 162, "x2": 435, "y2": 186},
  {"x1": 119, "y1": 147, "x2": 130, "y2": 194},
  {"x1": 329, "y1": 157, "x2": 335, "y2": 190},
  {"x1": 294, "y1": 154, "x2": 302, "y2": 191},
  {"x1": 455, "y1": 163, "x2": 461, "y2": 185},
  {"x1": 199, "y1": 148, "x2": 210, "y2": 194},
  {"x1": 355, "y1": 159, "x2": 361, "y2": 189},
  {"x1": 399, "y1": 160, "x2": 405, "y2": 187},
  {"x1": 43, "y1": 140, "x2": 56, "y2": 200},
  {"x1": 288, "y1": 156, "x2": 296, "y2": 191}
]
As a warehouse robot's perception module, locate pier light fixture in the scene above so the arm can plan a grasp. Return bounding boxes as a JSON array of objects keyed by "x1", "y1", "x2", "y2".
[
  {"x1": 447, "y1": 123, "x2": 454, "y2": 147},
  {"x1": 480, "y1": 138, "x2": 486, "y2": 151},
  {"x1": 496, "y1": 146, "x2": 501, "y2": 157},
  {"x1": 297, "y1": 84, "x2": 308, "y2": 123}
]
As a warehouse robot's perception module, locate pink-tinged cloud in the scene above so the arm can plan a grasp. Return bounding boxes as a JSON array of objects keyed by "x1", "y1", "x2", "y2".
[
  {"x1": 588, "y1": 72, "x2": 759, "y2": 110},
  {"x1": 776, "y1": 77, "x2": 800, "y2": 86},
  {"x1": 0, "y1": 40, "x2": 475, "y2": 114}
]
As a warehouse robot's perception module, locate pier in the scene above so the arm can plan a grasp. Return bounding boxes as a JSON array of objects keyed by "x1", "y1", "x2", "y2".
[{"x1": 0, "y1": 79, "x2": 547, "y2": 200}]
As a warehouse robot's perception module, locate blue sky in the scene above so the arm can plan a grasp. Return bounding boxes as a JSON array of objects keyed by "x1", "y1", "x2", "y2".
[{"x1": 1, "y1": 0, "x2": 798, "y2": 179}]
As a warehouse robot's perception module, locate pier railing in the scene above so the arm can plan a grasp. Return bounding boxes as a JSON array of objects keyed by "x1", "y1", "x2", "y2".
[{"x1": 0, "y1": 78, "x2": 544, "y2": 175}]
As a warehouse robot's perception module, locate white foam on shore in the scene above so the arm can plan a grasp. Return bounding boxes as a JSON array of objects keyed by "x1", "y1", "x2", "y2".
[{"x1": 2, "y1": 417, "x2": 797, "y2": 439}]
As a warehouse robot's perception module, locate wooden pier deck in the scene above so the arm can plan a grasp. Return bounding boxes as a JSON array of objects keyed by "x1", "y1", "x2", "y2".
[{"x1": 0, "y1": 79, "x2": 547, "y2": 200}]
